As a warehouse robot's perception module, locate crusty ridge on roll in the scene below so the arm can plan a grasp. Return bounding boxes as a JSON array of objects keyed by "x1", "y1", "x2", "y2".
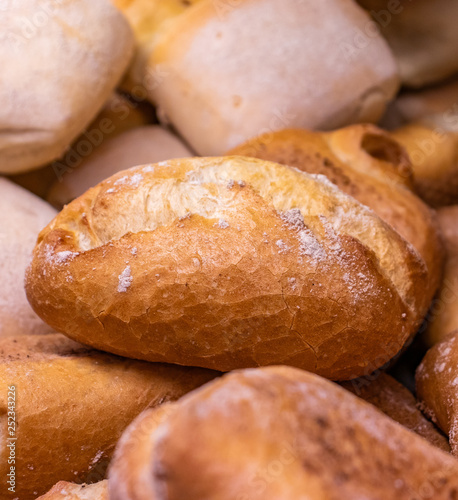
[
  {"x1": 108, "y1": 366, "x2": 458, "y2": 500},
  {"x1": 26, "y1": 156, "x2": 427, "y2": 379}
]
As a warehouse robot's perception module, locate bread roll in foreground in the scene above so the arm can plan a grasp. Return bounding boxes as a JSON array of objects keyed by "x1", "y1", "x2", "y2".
[
  {"x1": 0, "y1": 0, "x2": 134, "y2": 174},
  {"x1": 417, "y1": 331, "x2": 458, "y2": 456},
  {"x1": 230, "y1": 125, "x2": 443, "y2": 305},
  {"x1": 149, "y1": 0, "x2": 398, "y2": 155},
  {"x1": 47, "y1": 126, "x2": 193, "y2": 208},
  {"x1": 0, "y1": 334, "x2": 216, "y2": 499},
  {"x1": 424, "y1": 206, "x2": 458, "y2": 345},
  {"x1": 109, "y1": 366, "x2": 458, "y2": 500},
  {"x1": 341, "y1": 373, "x2": 450, "y2": 452},
  {"x1": 0, "y1": 179, "x2": 56, "y2": 337},
  {"x1": 26, "y1": 157, "x2": 428, "y2": 379},
  {"x1": 37, "y1": 481, "x2": 107, "y2": 500}
]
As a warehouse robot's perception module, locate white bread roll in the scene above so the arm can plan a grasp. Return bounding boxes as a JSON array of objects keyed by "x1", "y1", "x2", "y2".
[
  {"x1": 358, "y1": 0, "x2": 458, "y2": 88},
  {"x1": 47, "y1": 126, "x2": 193, "y2": 208},
  {"x1": 0, "y1": 178, "x2": 56, "y2": 337},
  {"x1": 0, "y1": 0, "x2": 134, "y2": 174},
  {"x1": 148, "y1": 0, "x2": 399, "y2": 155}
]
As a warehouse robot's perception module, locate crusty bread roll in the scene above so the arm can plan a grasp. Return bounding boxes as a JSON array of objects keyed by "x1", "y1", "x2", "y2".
[
  {"x1": 358, "y1": 0, "x2": 458, "y2": 88},
  {"x1": 109, "y1": 366, "x2": 458, "y2": 499},
  {"x1": 148, "y1": 0, "x2": 399, "y2": 155},
  {"x1": 424, "y1": 206, "x2": 458, "y2": 345},
  {"x1": 392, "y1": 121, "x2": 458, "y2": 207},
  {"x1": 111, "y1": 0, "x2": 202, "y2": 93},
  {"x1": 230, "y1": 124, "x2": 444, "y2": 306},
  {"x1": 417, "y1": 331, "x2": 458, "y2": 456},
  {"x1": 0, "y1": 0, "x2": 134, "y2": 174},
  {"x1": 9, "y1": 93, "x2": 155, "y2": 200},
  {"x1": 37, "y1": 481, "x2": 107, "y2": 500},
  {"x1": 47, "y1": 126, "x2": 193, "y2": 208},
  {"x1": 0, "y1": 178, "x2": 56, "y2": 337},
  {"x1": 0, "y1": 334, "x2": 216, "y2": 499},
  {"x1": 341, "y1": 373, "x2": 450, "y2": 452},
  {"x1": 26, "y1": 157, "x2": 427, "y2": 380}
]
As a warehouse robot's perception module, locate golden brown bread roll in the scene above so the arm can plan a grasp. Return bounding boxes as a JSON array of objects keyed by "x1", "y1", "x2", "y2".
[
  {"x1": 0, "y1": 334, "x2": 216, "y2": 499},
  {"x1": 148, "y1": 0, "x2": 399, "y2": 155},
  {"x1": 358, "y1": 0, "x2": 458, "y2": 88},
  {"x1": 416, "y1": 331, "x2": 458, "y2": 456},
  {"x1": 341, "y1": 373, "x2": 450, "y2": 452},
  {"x1": 109, "y1": 366, "x2": 458, "y2": 499},
  {"x1": 36, "y1": 481, "x2": 107, "y2": 500},
  {"x1": 1, "y1": 0, "x2": 134, "y2": 174},
  {"x1": 425, "y1": 206, "x2": 458, "y2": 345},
  {"x1": 47, "y1": 126, "x2": 193, "y2": 209},
  {"x1": 0, "y1": 178, "x2": 56, "y2": 337},
  {"x1": 392, "y1": 122, "x2": 458, "y2": 207},
  {"x1": 229, "y1": 124, "x2": 444, "y2": 306},
  {"x1": 26, "y1": 156, "x2": 428, "y2": 380}
]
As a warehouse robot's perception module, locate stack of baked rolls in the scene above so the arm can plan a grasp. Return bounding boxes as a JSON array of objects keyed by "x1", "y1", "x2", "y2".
[{"x1": 3, "y1": 0, "x2": 458, "y2": 499}]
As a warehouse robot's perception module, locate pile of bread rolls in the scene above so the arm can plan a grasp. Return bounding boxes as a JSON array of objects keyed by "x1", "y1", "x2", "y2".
[{"x1": 2, "y1": 0, "x2": 458, "y2": 498}]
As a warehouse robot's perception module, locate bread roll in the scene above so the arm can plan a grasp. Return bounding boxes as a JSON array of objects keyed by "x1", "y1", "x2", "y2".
[
  {"x1": 47, "y1": 126, "x2": 193, "y2": 208},
  {"x1": 392, "y1": 121, "x2": 458, "y2": 207},
  {"x1": 0, "y1": 0, "x2": 134, "y2": 174},
  {"x1": 148, "y1": 0, "x2": 399, "y2": 155},
  {"x1": 381, "y1": 77, "x2": 458, "y2": 129},
  {"x1": 26, "y1": 157, "x2": 427, "y2": 380},
  {"x1": 109, "y1": 366, "x2": 458, "y2": 500},
  {"x1": 230, "y1": 124, "x2": 444, "y2": 306},
  {"x1": 416, "y1": 331, "x2": 458, "y2": 456},
  {"x1": 341, "y1": 373, "x2": 450, "y2": 452},
  {"x1": 37, "y1": 481, "x2": 107, "y2": 500},
  {"x1": 0, "y1": 179, "x2": 56, "y2": 337},
  {"x1": 9, "y1": 93, "x2": 153, "y2": 200},
  {"x1": 0, "y1": 334, "x2": 216, "y2": 499},
  {"x1": 358, "y1": 0, "x2": 458, "y2": 88},
  {"x1": 111, "y1": 0, "x2": 202, "y2": 92},
  {"x1": 424, "y1": 206, "x2": 458, "y2": 345}
]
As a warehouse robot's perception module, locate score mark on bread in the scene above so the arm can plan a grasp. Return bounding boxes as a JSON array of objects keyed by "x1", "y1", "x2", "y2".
[{"x1": 25, "y1": 156, "x2": 427, "y2": 379}]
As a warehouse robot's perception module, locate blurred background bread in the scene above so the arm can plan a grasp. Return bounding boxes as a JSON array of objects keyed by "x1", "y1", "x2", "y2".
[
  {"x1": 0, "y1": 334, "x2": 216, "y2": 499},
  {"x1": 0, "y1": 179, "x2": 56, "y2": 337},
  {"x1": 0, "y1": 0, "x2": 134, "y2": 174}
]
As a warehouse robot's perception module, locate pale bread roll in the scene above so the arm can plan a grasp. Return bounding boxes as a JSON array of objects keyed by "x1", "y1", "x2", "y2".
[
  {"x1": 424, "y1": 206, "x2": 458, "y2": 345},
  {"x1": 26, "y1": 157, "x2": 427, "y2": 380},
  {"x1": 47, "y1": 126, "x2": 193, "y2": 208},
  {"x1": 358, "y1": 0, "x2": 458, "y2": 88},
  {"x1": 37, "y1": 481, "x2": 107, "y2": 500},
  {"x1": 0, "y1": 0, "x2": 134, "y2": 174},
  {"x1": 9, "y1": 93, "x2": 154, "y2": 199},
  {"x1": 0, "y1": 334, "x2": 216, "y2": 499},
  {"x1": 0, "y1": 178, "x2": 56, "y2": 337},
  {"x1": 148, "y1": 0, "x2": 399, "y2": 155},
  {"x1": 109, "y1": 366, "x2": 458, "y2": 500}
]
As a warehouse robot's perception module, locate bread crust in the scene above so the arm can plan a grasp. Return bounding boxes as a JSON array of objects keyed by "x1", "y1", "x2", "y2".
[
  {"x1": 229, "y1": 124, "x2": 444, "y2": 307},
  {"x1": 37, "y1": 481, "x2": 108, "y2": 500},
  {"x1": 416, "y1": 331, "x2": 458, "y2": 456},
  {"x1": 109, "y1": 366, "x2": 458, "y2": 499},
  {"x1": 26, "y1": 156, "x2": 428, "y2": 379},
  {"x1": 0, "y1": 334, "x2": 216, "y2": 499},
  {"x1": 341, "y1": 373, "x2": 450, "y2": 452}
]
